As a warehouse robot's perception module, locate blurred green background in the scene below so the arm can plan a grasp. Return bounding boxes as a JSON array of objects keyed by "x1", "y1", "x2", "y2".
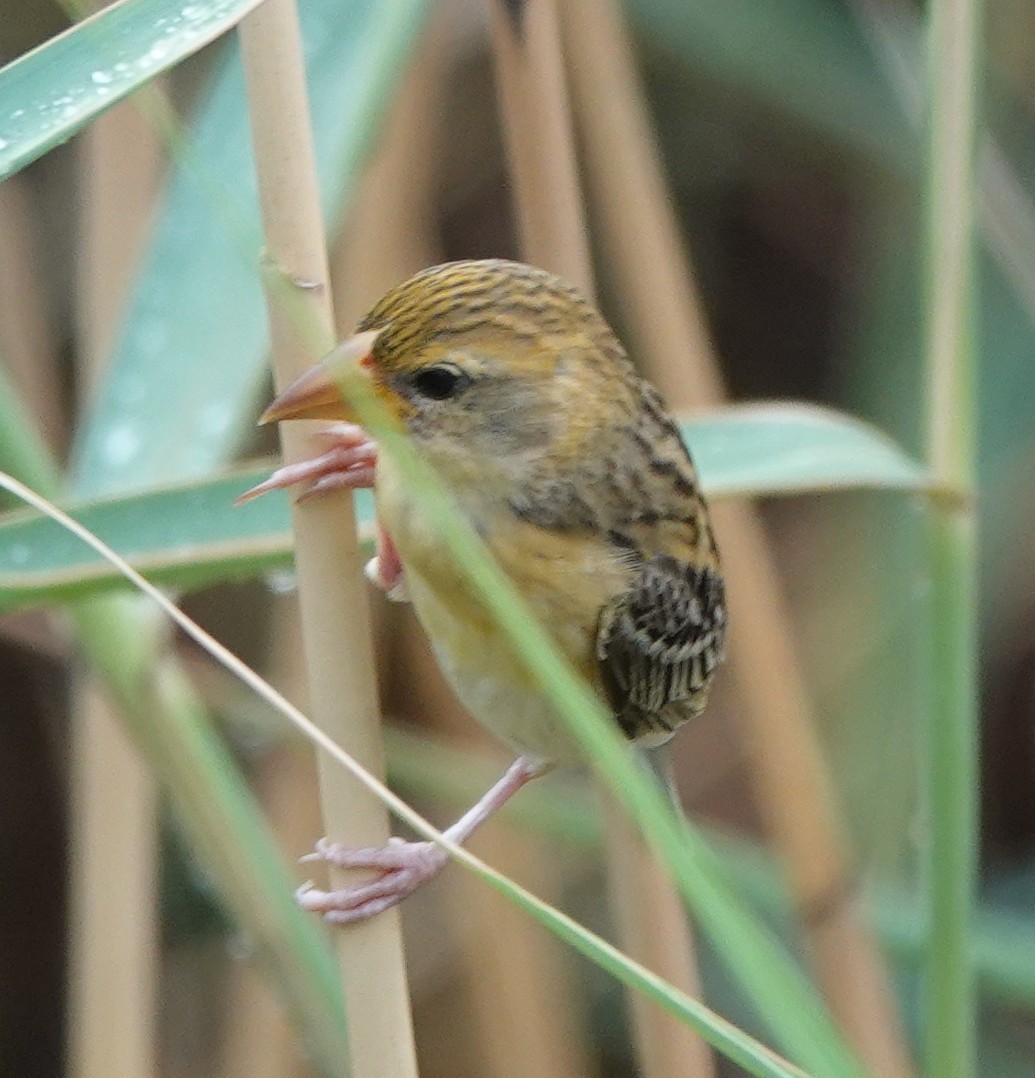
[{"x1": 1, "y1": 0, "x2": 1033, "y2": 1074}]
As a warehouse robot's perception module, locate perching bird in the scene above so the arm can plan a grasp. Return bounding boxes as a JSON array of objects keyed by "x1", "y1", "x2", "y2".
[{"x1": 247, "y1": 259, "x2": 726, "y2": 924}]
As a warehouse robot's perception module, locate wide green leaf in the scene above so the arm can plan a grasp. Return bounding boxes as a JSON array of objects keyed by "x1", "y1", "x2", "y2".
[
  {"x1": 0, "y1": 405, "x2": 928, "y2": 611},
  {"x1": 70, "y1": 0, "x2": 432, "y2": 494},
  {"x1": 687, "y1": 403, "x2": 928, "y2": 496},
  {"x1": 0, "y1": 0, "x2": 266, "y2": 180}
]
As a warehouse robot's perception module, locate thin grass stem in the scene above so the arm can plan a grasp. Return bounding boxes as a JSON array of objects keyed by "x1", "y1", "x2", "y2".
[
  {"x1": 921, "y1": 0, "x2": 981, "y2": 1073},
  {"x1": 0, "y1": 468, "x2": 807, "y2": 1078}
]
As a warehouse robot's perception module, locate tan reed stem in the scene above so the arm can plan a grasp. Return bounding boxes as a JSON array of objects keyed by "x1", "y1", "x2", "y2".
[
  {"x1": 69, "y1": 87, "x2": 163, "y2": 1078},
  {"x1": 238, "y1": 2, "x2": 417, "y2": 1073},
  {"x1": 561, "y1": 2, "x2": 913, "y2": 1073},
  {"x1": 329, "y1": 22, "x2": 444, "y2": 332},
  {"x1": 486, "y1": 2, "x2": 715, "y2": 1074}
]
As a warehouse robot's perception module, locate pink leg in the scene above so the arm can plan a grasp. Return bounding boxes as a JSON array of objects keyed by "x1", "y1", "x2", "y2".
[{"x1": 297, "y1": 755, "x2": 550, "y2": 925}]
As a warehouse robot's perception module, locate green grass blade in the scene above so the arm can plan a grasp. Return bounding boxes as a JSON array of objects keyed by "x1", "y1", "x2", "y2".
[
  {"x1": 920, "y1": 0, "x2": 982, "y2": 1072},
  {"x1": 0, "y1": 0, "x2": 265, "y2": 180},
  {"x1": 470, "y1": 870, "x2": 807, "y2": 1078},
  {"x1": 311, "y1": 359, "x2": 866, "y2": 1075},
  {"x1": 0, "y1": 406, "x2": 928, "y2": 611},
  {"x1": 382, "y1": 728, "x2": 1035, "y2": 1014}
]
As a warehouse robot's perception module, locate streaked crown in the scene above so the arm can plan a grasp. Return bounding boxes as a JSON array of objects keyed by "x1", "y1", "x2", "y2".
[{"x1": 357, "y1": 259, "x2": 631, "y2": 380}]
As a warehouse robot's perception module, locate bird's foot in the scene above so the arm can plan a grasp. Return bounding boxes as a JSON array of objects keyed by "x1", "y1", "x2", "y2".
[
  {"x1": 296, "y1": 757, "x2": 546, "y2": 926},
  {"x1": 235, "y1": 424, "x2": 409, "y2": 600},
  {"x1": 296, "y1": 836, "x2": 449, "y2": 925},
  {"x1": 235, "y1": 422, "x2": 377, "y2": 504}
]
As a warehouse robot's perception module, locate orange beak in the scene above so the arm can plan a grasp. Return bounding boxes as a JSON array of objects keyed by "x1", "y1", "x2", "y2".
[{"x1": 259, "y1": 329, "x2": 382, "y2": 424}]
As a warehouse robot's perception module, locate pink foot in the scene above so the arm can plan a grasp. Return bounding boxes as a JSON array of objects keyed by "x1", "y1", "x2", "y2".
[
  {"x1": 295, "y1": 757, "x2": 548, "y2": 926},
  {"x1": 235, "y1": 423, "x2": 408, "y2": 600},
  {"x1": 235, "y1": 422, "x2": 377, "y2": 504},
  {"x1": 296, "y1": 836, "x2": 449, "y2": 924}
]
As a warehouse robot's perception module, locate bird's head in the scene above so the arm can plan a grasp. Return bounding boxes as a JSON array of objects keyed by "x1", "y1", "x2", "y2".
[{"x1": 262, "y1": 259, "x2": 641, "y2": 490}]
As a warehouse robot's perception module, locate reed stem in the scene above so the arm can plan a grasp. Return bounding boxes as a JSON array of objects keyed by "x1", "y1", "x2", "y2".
[
  {"x1": 69, "y1": 81, "x2": 164, "y2": 1078},
  {"x1": 238, "y1": 1, "x2": 417, "y2": 1072},
  {"x1": 562, "y1": 3, "x2": 913, "y2": 1072},
  {"x1": 921, "y1": 0, "x2": 981, "y2": 1072}
]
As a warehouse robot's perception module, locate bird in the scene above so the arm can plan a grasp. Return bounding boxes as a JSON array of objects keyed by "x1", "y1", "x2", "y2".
[{"x1": 245, "y1": 259, "x2": 727, "y2": 924}]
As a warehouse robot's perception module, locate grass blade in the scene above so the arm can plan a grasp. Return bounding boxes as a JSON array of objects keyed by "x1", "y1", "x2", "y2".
[
  {"x1": 0, "y1": 406, "x2": 927, "y2": 611},
  {"x1": 0, "y1": 0, "x2": 264, "y2": 180},
  {"x1": 920, "y1": 0, "x2": 982, "y2": 1073}
]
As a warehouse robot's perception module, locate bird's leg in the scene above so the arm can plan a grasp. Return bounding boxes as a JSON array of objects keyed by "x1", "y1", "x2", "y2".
[
  {"x1": 236, "y1": 423, "x2": 408, "y2": 600},
  {"x1": 297, "y1": 755, "x2": 550, "y2": 925},
  {"x1": 643, "y1": 744, "x2": 683, "y2": 812}
]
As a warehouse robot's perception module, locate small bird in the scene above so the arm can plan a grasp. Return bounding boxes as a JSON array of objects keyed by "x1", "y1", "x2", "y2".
[{"x1": 248, "y1": 259, "x2": 726, "y2": 924}]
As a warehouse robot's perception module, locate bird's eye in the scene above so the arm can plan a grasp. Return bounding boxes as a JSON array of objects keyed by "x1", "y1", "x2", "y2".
[{"x1": 409, "y1": 364, "x2": 469, "y2": 401}]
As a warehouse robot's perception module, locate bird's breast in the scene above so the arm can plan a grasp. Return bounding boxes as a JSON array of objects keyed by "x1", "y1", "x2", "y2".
[{"x1": 374, "y1": 460, "x2": 629, "y2": 761}]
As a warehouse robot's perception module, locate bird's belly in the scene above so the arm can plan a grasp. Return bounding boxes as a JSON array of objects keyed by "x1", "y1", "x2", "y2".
[{"x1": 403, "y1": 564, "x2": 600, "y2": 762}]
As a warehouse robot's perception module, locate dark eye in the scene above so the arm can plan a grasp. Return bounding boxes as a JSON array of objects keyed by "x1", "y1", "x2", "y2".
[{"x1": 409, "y1": 364, "x2": 469, "y2": 401}]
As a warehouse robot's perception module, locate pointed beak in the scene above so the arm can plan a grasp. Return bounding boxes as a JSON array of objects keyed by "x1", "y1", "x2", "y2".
[{"x1": 259, "y1": 329, "x2": 382, "y2": 424}]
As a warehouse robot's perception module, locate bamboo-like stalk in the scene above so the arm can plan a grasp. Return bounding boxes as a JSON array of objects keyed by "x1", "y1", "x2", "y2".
[
  {"x1": 328, "y1": 21, "x2": 443, "y2": 333},
  {"x1": 69, "y1": 88, "x2": 163, "y2": 1078},
  {"x1": 68, "y1": 685, "x2": 158, "y2": 1078},
  {"x1": 486, "y1": 2, "x2": 715, "y2": 1075},
  {"x1": 920, "y1": 0, "x2": 981, "y2": 1073},
  {"x1": 452, "y1": 830, "x2": 592, "y2": 1078},
  {"x1": 560, "y1": 3, "x2": 913, "y2": 1074},
  {"x1": 237, "y1": 3, "x2": 418, "y2": 1075},
  {"x1": 226, "y1": 21, "x2": 443, "y2": 1071},
  {"x1": 850, "y1": 0, "x2": 1035, "y2": 330},
  {"x1": 486, "y1": 0, "x2": 592, "y2": 290}
]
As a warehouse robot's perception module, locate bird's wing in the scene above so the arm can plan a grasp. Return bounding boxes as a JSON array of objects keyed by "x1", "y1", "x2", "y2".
[{"x1": 596, "y1": 553, "x2": 726, "y2": 741}]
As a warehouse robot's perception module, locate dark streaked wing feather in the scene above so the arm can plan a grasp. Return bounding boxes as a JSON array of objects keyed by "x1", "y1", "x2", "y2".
[{"x1": 596, "y1": 555, "x2": 726, "y2": 742}]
